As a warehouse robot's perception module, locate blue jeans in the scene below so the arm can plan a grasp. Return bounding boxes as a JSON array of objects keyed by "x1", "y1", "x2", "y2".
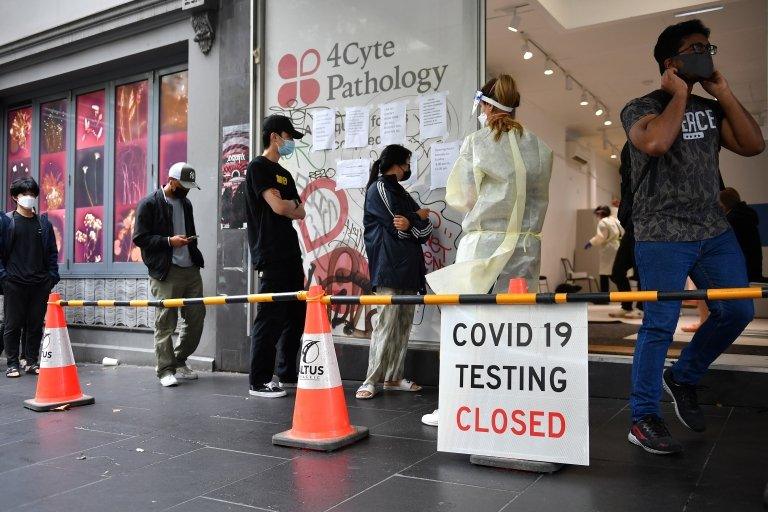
[{"x1": 631, "y1": 229, "x2": 753, "y2": 422}]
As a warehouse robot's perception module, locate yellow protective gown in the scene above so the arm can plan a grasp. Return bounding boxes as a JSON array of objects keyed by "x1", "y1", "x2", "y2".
[
  {"x1": 426, "y1": 127, "x2": 553, "y2": 294},
  {"x1": 590, "y1": 216, "x2": 624, "y2": 275}
]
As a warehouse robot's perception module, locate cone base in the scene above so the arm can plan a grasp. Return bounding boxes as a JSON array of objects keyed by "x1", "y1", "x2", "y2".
[
  {"x1": 272, "y1": 425, "x2": 369, "y2": 452},
  {"x1": 23, "y1": 394, "x2": 95, "y2": 412}
]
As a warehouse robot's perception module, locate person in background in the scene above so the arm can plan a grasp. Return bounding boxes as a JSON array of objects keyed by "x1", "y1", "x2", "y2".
[
  {"x1": 134, "y1": 162, "x2": 205, "y2": 388},
  {"x1": 422, "y1": 74, "x2": 553, "y2": 426},
  {"x1": 244, "y1": 114, "x2": 307, "y2": 398},
  {"x1": 0, "y1": 177, "x2": 59, "y2": 378},
  {"x1": 585, "y1": 205, "x2": 624, "y2": 294},
  {"x1": 355, "y1": 145, "x2": 431, "y2": 400},
  {"x1": 719, "y1": 187, "x2": 765, "y2": 282},
  {"x1": 621, "y1": 19, "x2": 763, "y2": 454}
]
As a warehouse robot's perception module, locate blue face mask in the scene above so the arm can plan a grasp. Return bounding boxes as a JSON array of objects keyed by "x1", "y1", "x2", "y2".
[{"x1": 278, "y1": 138, "x2": 295, "y2": 157}]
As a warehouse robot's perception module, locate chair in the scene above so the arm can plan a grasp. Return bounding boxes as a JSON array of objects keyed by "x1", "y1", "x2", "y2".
[
  {"x1": 560, "y1": 258, "x2": 598, "y2": 292},
  {"x1": 538, "y1": 276, "x2": 550, "y2": 293}
]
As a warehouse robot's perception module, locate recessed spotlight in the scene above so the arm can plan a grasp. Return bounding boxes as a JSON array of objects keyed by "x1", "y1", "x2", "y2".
[
  {"x1": 604, "y1": 119, "x2": 612, "y2": 126},
  {"x1": 595, "y1": 105, "x2": 604, "y2": 116},
  {"x1": 544, "y1": 60, "x2": 554, "y2": 76}
]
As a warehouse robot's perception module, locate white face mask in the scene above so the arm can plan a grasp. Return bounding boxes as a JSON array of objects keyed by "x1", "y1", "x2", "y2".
[
  {"x1": 17, "y1": 195, "x2": 37, "y2": 210},
  {"x1": 478, "y1": 112, "x2": 488, "y2": 127}
]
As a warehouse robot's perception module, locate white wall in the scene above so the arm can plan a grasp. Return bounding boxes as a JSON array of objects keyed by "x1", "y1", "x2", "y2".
[
  {"x1": 518, "y1": 101, "x2": 592, "y2": 287},
  {"x1": 0, "y1": 0, "x2": 135, "y2": 47}
]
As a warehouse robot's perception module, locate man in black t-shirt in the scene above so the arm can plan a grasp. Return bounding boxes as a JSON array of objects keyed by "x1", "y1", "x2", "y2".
[
  {"x1": 621, "y1": 20, "x2": 764, "y2": 455},
  {"x1": 244, "y1": 115, "x2": 307, "y2": 398},
  {"x1": 0, "y1": 178, "x2": 60, "y2": 378}
]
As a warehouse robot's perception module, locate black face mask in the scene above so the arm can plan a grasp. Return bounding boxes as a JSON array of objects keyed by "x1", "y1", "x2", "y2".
[
  {"x1": 401, "y1": 169, "x2": 412, "y2": 182},
  {"x1": 174, "y1": 186, "x2": 190, "y2": 199},
  {"x1": 675, "y1": 52, "x2": 714, "y2": 82}
]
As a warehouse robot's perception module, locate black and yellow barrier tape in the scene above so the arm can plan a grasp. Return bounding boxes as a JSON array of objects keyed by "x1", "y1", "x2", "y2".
[{"x1": 52, "y1": 287, "x2": 768, "y2": 308}]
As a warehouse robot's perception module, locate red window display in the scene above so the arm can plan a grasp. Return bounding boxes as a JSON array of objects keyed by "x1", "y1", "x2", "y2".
[
  {"x1": 114, "y1": 80, "x2": 148, "y2": 263},
  {"x1": 6, "y1": 106, "x2": 33, "y2": 207},
  {"x1": 158, "y1": 71, "x2": 188, "y2": 186},
  {"x1": 39, "y1": 99, "x2": 68, "y2": 264},
  {"x1": 74, "y1": 90, "x2": 106, "y2": 263}
]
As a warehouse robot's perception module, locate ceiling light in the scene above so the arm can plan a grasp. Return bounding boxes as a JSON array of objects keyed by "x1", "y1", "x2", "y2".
[
  {"x1": 544, "y1": 60, "x2": 554, "y2": 76},
  {"x1": 603, "y1": 119, "x2": 612, "y2": 126},
  {"x1": 579, "y1": 91, "x2": 589, "y2": 106},
  {"x1": 507, "y1": 8, "x2": 521, "y2": 32},
  {"x1": 610, "y1": 151, "x2": 618, "y2": 159},
  {"x1": 565, "y1": 75, "x2": 574, "y2": 91},
  {"x1": 674, "y1": 5, "x2": 723, "y2": 17},
  {"x1": 595, "y1": 104, "x2": 604, "y2": 116},
  {"x1": 522, "y1": 41, "x2": 533, "y2": 60}
]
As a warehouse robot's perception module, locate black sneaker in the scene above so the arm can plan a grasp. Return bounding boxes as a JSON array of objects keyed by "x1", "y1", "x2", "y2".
[
  {"x1": 663, "y1": 368, "x2": 706, "y2": 432},
  {"x1": 628, "y1": 415, "x2": 683, "y2": 455},
  {"x1": 249, "y1": 382, "x2": 287, "y2": 398},
  {"x1": 25, "y1": 364, "x2": 40, "y2": 375}
]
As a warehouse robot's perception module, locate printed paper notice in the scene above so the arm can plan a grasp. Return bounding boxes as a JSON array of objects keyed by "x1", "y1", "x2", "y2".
[
  {"x1": 336, "y1": 158, "x2": 371, "y2": 190},
  {"x1": 344, "y1": 106, "x2": 370, "y2": 149},
  {"x1": 379, "y1": 101, "x2": 407, "y2": 146},
  {"x1": 430, "y1": 141, "x2": 461, "y2": 190},
  {"x1": 312, "y1": 109, "x2": 336, "y2": 152},
  {"x1": 419, "y1": 92, "x2": 448, "y2": 141}
]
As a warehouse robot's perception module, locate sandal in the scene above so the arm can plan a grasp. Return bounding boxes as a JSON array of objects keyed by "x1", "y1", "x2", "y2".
[
  {"x1": 355, "y1": 383, "x2": 377, "y2": 400},
  {"x1": 5, "y1": 367, "x2": 20, "y2": 378},
  {"x1": 383, "y1": 379, "x2": 422, "y2": 392}
]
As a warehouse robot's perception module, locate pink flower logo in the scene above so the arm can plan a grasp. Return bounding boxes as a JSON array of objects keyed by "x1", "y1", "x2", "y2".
[{"x1": 278, "y1": 49, "x2": 321, "y2": 108}]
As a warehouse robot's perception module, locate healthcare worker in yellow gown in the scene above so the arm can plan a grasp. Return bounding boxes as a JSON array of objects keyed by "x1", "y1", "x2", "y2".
[{"x1": 421, "y1": 74, "x2": 554, "y2": 427}]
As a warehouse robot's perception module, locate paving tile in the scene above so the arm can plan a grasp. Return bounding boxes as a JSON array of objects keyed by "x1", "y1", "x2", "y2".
[
  {"x1": 25, "y1": 447, "x2": 287, "y2": 512},
  {"x1": 505, "y1": 459, "x2": 699, "y2": 512},
  {"x1": 206, "y1": 435, "x2": 436, "y2": 512},
  {"x1": 369, "y1": 405, "x2": 438, "y2": 442},
  {"x1": 166, "y1": 496, "x2": 272, "y2": 511},
  {"x1": 1, "y1": 464, "x2": 105, "y2": 511},
  {"x1": 331, "y1": 474, "x2": 516, "y2": 512},
  {"x1": 400, "y1": 451, "x2": 538, "y2": 492}
]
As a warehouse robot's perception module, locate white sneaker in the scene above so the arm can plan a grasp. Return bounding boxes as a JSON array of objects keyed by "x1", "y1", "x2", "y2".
[
  {"x1": 159, "y1": 373, "x2": 178, "y2": 387},
  {"x1": 421, "y1": 409, "x2": 439, "y2": 427},
  {"x1": 176, "y1": 365, "x2": 198, "y2": 380}
]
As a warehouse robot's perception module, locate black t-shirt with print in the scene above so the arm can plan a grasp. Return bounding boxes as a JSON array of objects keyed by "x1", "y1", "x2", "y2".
[
  {"x1": 244, "y1": 156, "x2": 302, "y2": 272},
  {"x1": 621, "y1": 90, "x2": 729, "y2": 242}
]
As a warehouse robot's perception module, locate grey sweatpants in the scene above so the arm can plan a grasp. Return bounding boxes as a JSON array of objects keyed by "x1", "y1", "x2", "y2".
[
  {"x1": 363, "y1": 287, "x2": 416, "y2": 386},
  {"x1": 149, "y1": 265, "x2": 206, "y2": 378}
]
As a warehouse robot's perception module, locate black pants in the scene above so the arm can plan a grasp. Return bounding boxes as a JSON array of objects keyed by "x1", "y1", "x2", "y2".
[
  {"x1": 600, "y1": 275, "x2": 611, "y2": 293},
  {"x1": 249, "y1": 265, "x2": 306, "y2": 387},
  {"x1": 2, "y1": 280, "x2": 50, "y2": 368},
  {"x1": 610, "y1": 233, "x2": 642, "y2": 311}
]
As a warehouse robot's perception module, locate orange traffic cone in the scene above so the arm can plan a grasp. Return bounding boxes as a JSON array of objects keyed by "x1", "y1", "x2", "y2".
[
  {"x1": 508, "y1": 277, "x2": 529, "y2": 293},
  {"x1": 273, "y1": 285, "x2": 368, "y2": 451},
  {"x1": 24, "y1": 293, "x2": 95, "y2": 412}
]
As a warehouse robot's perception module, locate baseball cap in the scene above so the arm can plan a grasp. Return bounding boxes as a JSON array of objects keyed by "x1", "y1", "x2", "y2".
[
  {"x1": 168, "y1": 162, "x2": 200, "y2": 190},
  {"x1": 263, "y1": 114, "x2": 304, "y2": 140}
]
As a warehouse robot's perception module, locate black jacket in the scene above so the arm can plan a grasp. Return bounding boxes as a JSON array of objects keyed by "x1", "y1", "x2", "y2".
[
  {"x1": 0, "y1": 211, "x2": 60, "y2": 288},
  {"x1": 363, "y1": 175, "x2": 432, "y2": 292},
  {"x1": 133, "y1": 189, "x2": 204, "y2": 280},
  {"x1": 726, "y1": 201, "x2": 764, "y2": 282}
]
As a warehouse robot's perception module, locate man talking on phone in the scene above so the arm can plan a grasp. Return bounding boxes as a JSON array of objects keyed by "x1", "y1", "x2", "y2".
[{"x1": 134, "y1": 162, "x2": 206, "y2": 387}]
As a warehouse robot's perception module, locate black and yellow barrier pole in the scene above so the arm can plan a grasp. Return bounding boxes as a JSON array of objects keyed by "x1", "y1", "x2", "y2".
[{"x1": 53, "y1": 287, "x2": 768, "y2": 308}]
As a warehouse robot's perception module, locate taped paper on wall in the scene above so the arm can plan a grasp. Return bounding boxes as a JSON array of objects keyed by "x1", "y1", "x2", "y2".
[
  {"x1": 419, "y1": 92, "x2": 448, "y2": 141},
  {"x1": 379, "y1": 101, "x2": 408, "y2": 146},
  {"x1": 344, "y1": 106, "x2": 370, "y2": 149},
  {"x1": 312, "y1": 108, "x2": 336, "y2": 152},
  {"x1": 336, "y1": 158, "x2": 371, "y2": 190},
  {"x1": 430, "y1": 140, "x2": 461, "y2": 190}
]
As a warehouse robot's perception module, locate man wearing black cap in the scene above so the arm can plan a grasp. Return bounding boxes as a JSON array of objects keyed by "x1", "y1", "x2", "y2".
[
  {"x1": 134, "y1": 162, "x2": 205, "y2": 388},
  {"x1": 245, "y1": 115, "x2": 307, "y2": 397}
]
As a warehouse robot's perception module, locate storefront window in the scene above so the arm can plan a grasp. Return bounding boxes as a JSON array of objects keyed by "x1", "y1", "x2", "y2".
[
  {"x1": 6, "y1": 106, "x2": 33, "y2": 207},
  {"x1": 114, "y1": 80, "x2": 148, "y2": 263},
  {"x1": 39, "y1": 99, "x2": 68, "y2": 263},
  {"x1": 158, "y1": 71, "x2": 188, "y2": 186},
  {"x1": 74, "y1": 90, "x2": 105, "y2": 264}
]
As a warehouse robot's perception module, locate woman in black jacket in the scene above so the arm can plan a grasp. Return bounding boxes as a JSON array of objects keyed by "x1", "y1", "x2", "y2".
[{"x1": 356, "y1": 145, "x2": 433, "y2": 399}]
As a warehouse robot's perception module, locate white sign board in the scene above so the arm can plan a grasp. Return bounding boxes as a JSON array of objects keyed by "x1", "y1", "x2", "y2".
[
  {"x1": 265, "y1": 0, "x2": 480, "y2": 342},
  {"x1": 438, "y1": 304, "x2": 589, "y2": 466}
]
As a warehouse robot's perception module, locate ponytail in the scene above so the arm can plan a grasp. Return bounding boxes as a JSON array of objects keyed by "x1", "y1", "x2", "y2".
[
  {"x1": 481, "y1": 75, "x2": 524, "y2": 141},
  {"x1": 365, "y1": 145, "x2": 412, "y2": 189},
  {"x1": 366, "y1": 159, "x2": 382, "y2": 189}
]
